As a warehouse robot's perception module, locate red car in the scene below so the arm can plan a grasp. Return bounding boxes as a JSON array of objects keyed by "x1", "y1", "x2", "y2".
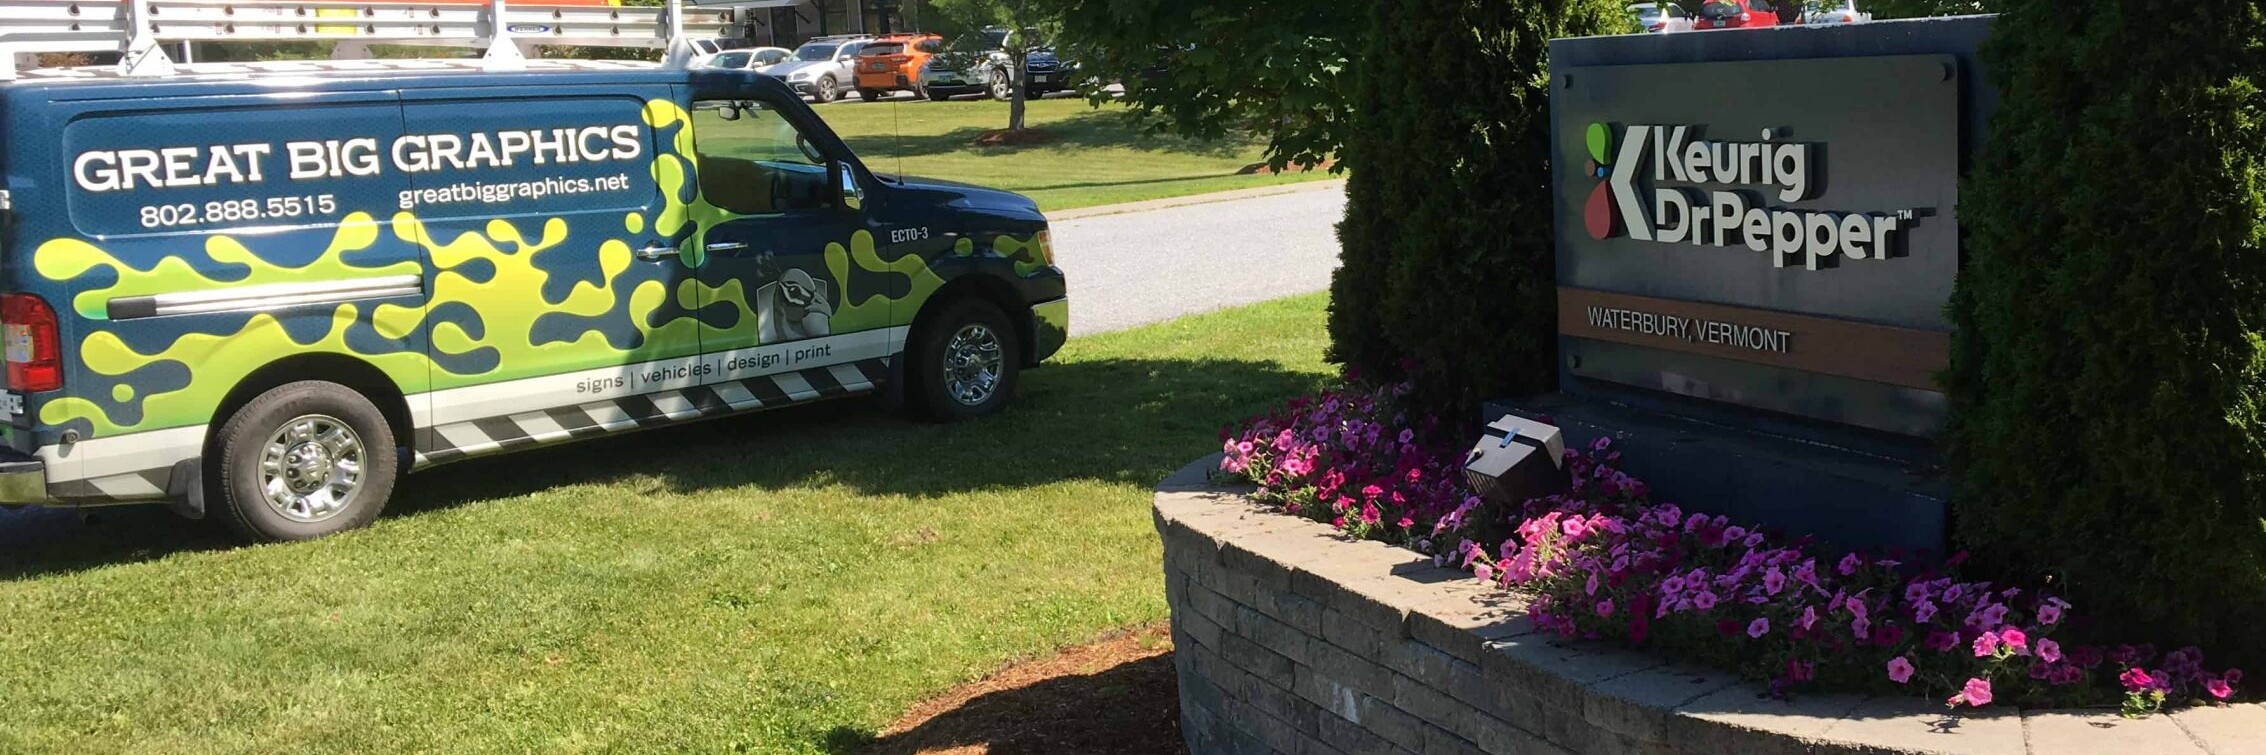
[{"x1": 1691, "y1": 0, "x2": 1799, "y2": 29}]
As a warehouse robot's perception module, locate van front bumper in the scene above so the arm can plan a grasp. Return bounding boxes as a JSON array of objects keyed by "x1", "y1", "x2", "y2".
[
  {"x1": 0, "y1": 449, "x2": 46, "y2": 504},
  {"x1": 1031, "y1": 297, "x2": 1068, "y2": 364}
]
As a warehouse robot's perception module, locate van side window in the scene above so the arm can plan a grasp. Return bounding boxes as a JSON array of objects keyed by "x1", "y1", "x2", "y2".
[{"x1": 692, "y1": 100, "x2": 834, "y2": 215}]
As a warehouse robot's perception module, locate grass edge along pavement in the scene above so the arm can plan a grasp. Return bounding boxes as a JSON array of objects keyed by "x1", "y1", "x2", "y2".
[{"x1": 0, "y1": 294, "x2": 1333, "y2": 755}]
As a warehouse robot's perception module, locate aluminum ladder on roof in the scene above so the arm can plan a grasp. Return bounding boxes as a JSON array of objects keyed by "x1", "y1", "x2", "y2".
[{"x1": 0, "y1": 0, "x2": 738, "y2": 79}]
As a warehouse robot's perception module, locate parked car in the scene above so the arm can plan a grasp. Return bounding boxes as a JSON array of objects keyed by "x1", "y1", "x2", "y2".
[
  {"x1": 0, "y1": 61, "x2": 1068, "y2": 542},
  {"x1": 1629, "y1": 2, "x2": 1697, "y2": 32},
  {"x1": 1804, "y1": 0, "x2": 1872, "y2": 24},
  {"x1": 765, "y1": 35, "x2": 874, "y2": 104},
  {"x1": 1689, "y1": 0, "x2": 1794, "y2": 29},
  {"x1": 700, "y1": 46, "x2": 793, "y2": 73},
  {"x1": 686, "y1": 36, "x2": 759, "y2": 67},
  {"x1": 917, "y1": 28, "x2": 1077, "y2": 102},
  {"x1": 853, "y1": 33, "x2": 944, "y2": 101}
]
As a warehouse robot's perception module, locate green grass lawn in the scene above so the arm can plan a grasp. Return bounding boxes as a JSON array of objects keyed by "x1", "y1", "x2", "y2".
[
  {"x1": 814, "y1": 97, "x2": 1338, "y2": 211},
  {"x1": 0, "y1": 294, "x2": 1334, "y2": 754}
]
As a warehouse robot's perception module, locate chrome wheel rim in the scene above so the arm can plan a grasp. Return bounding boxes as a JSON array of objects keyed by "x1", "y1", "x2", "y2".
[
  {"x1": 990, "y1": 74, "x2": 1012, "y2": 100},
  {"x1": 259, "y1": 414, "x2": 364, "y2": 524},
  {"x1": 942, "y1": 323, "x2": 1005, "y2": 407},
  {"x1": 816, "y1": 77, "x2": 836, "y2": 100}
]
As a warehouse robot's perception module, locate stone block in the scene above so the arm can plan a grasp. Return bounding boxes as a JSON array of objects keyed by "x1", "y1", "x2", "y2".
[
  {"x1": 1222, "y1": 630, "x2": 1299, "y2": 690},
  {"x1": 1391, "y1": 670, "x2": 1481, "y2": 741},
  {"x1": 1816, "y1": 698, "x2": 2023, "y2": 755},
  {"x1": 1322, "y1": 606, "x2": 1386, "y2": 658},
  {"x1": 1237, "y1": 602, "x2": 1312, "y2": 665},
  {"x1": 1298, "y1": 664, "x2": 1365, "y2": 723},
  {"x1": 1383, "y1": 638, "x2": 1465, "y2": 692},
  {"x1": 1156, "y1": 453, "x2": 1226, "y2": 494},
  {"x1": 1666, "y1": 684, "x2": 1864, "y2": 755},
  {"x1": 1444, "y1": 657, "x2": 1501, "y2": 719},
  {"x1": 1226, "y1": 694, "x2": 1309, "y2": 755},
  {"x1": 1256, "y1": 588, "x2": 1327, "y2": 636},
  {"x1": 1187, "y1": 580, "x2": 1244, "y2": 631},
  {"x1": 1408, "y1": 590, "x2": 1537, "y2": 665},
  {"x1": 1181, "y1": 599, "x2": 1228, "y2": 651},
  {"x1": 2024, "y1": 709, "x2": 2207, "y2": 755},
  {"x1": 1581, "y1": 663, "x2": 1737, "y2": 744},
  {"x1": 1480, "y1": 635, "x2": 1664, "y2": 723},
  {"x1": 1467, "y1": 711, "x2": 1569, "y2": 755},
  {"x1": 1421, "y1": 722, "x2": 1488, "y2": 755},
  {"x1": 1222, "y1": 523, "x2": 1339, "y2": 590},
  {"x1": 1244, "y1": 669, "x2": 1324, "y2": 737},
  {"x1": 1215, "y1": 568, "x2": 1268, "y2": 610},
  {"x1": 2168, "y1": 702, "x2": 2266, "y2": 754},
  {"x1": 1308, "y1": 632, "x2": 1396, "y2": 699},
  {"x1": 1356, "y1": 691, "x2": 1430, "y2": 750},
  {"x1": 1318, "y1": 709, "x2": 1417, "y2": 755}
]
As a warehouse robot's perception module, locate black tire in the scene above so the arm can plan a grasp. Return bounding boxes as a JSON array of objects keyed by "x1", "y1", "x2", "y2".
[
  {"x1": 910, "y1": 298, "x2": 1022, "y2": 422},
  {"x1": 211, "y1": 381, "x2": 397, "y2": 542},
  {"x1": 924, "y1": 87, "x2": 952, "y2": 102},
  {"x1": 858, "y1": 88, "x2": 883, "y2": 102},
  {"x1": 812, "y1": 75, "x2": 840, "y2": 103},
  {"x1": 987, "y1": 70, "x2": 1014, "y2": 102}
]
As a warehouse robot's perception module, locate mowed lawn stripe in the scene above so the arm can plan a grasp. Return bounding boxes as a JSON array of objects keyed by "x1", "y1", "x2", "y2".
[{"x1": 0, "y1": 293, "x2": 1332, "y2": 754}]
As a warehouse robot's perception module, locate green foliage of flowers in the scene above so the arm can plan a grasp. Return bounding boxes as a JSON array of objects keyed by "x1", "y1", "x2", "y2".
[
  {"x1": 1328, "y1": 0, "x2": 1625, "y2": 418},
  {"x1": 1945, "y1": 0, "x2": 2266, "y2": 666}
]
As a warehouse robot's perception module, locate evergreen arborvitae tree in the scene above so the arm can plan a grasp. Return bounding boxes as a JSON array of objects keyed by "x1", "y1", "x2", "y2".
[
  {"x1": 1947, "y1": 1, "x2": 2266, "y2": 661},
  {"x1": 1329, "y1": 0, "x2": 1625, "y2": 417}
]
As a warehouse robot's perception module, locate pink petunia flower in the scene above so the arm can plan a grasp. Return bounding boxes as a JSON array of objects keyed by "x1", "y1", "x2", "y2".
[
  {"x1": 1595, "y1": 599, "x2": 1615, "y2": 618},
  {"x1": 1997, "y1": 627, "x2": 2029, "y2": 654},
  {"x1": 1837, "y1": 553, "x2": 1863, "y2": 575},
  {"x1": 2037, "y1": 638, "x2": 2062, "y2": 664},
  {"x1": 2207, "y1": 678, "x2": 2234, "y2": 701},
  {"x1": 1747, "y1": 618, "x2": 1769, "y2": 639},
  {"x1": 1887, "y1": 656, "x2": 1915, "y2": 684},
  {"x1": 2120, "y1": 668, "x2": 2155, "y2": 693},
  {"x1": 1949, "y1": 677, "x2": 1993, "y2": 708},
  {"x1": 1693, "y1": 591, "x2": 1719, "y2": 610},
  {"x1": 1798, "y1": 605, "x2": 1819, "y2": 631},
  {"x1": 1762, "y1": 568, "x2": 1786, "y2": 596},
  {"x1": 1973, "y1": 631, "x2": 2001, "y2": 658},
  {"x1": 2037, "y1": 602, "x2": 2064, "y2": 626}
]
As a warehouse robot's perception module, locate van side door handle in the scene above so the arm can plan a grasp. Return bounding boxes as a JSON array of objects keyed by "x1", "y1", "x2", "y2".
[
  {"x1": 634, "y1": 242, "x2": 680, "y2": 261},
  {"x1": 704, "y1": 241, "x2": 751, "y2": 253}
]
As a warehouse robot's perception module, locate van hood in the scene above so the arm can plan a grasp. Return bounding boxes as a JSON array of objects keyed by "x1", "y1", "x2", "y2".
[{"x1": 884, "y1": 175, "x2": 1043, "y2": 221}]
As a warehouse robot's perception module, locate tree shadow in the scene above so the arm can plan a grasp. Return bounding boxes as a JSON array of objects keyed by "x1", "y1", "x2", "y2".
[
  {"x1": 0, "y1": 355, "x2": 1327, "y2": 580},
  {"x1": 823, "y1": 651, "x2": 1186, "y2": 755},
  {"x1": 838, "y1": 109, "x2": 1248, "y2": 161}
]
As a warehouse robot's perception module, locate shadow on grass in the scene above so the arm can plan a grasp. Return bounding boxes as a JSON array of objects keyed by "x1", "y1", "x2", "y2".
[
  {"x1": 837, "y1": 109, "x2": 1247, "y2": 160},
  {"x1": 0, "y1": 355, "x2": 1326, "y2": 580},
  {"x1": 822, "y1": 652, "x2": 1185, "y2": 755}
]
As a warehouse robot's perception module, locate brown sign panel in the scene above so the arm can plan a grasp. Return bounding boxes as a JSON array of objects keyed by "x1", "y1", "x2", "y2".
[{"x1": 1557, "y1": 288, "x2": 1948, "y2": 391}]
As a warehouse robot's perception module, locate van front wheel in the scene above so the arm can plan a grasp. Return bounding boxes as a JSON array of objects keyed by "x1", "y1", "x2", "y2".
[
  {"x1": 910, "y1": 299, "x2": 1021, "y2": 422},
  {"x1": 212, "y1": 381, "x2": 397, "y2": 542}
]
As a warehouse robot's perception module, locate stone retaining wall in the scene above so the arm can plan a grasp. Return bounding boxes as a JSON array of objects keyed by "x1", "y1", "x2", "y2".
[{"x1": 1155, "y1": 455, "x2": 2266, "y2": 755}]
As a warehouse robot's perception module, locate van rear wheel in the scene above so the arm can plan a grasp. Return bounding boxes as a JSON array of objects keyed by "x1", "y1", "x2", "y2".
[
  {"x1": 910, "y1": 299, "x2": 1021, "y2": 422},
  {"x1": 212, "y1": 381, "x2": 397, "y2": 542}
]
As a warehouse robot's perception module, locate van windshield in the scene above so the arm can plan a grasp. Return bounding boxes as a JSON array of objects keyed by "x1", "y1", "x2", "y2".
[{"x1": 794, "y1": 44, "x2": 839, "y2": 61}]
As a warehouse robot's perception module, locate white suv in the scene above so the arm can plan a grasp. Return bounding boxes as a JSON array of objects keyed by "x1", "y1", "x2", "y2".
[{"x1": 763, "y1": 35, "x2": 875, "y2": 104}]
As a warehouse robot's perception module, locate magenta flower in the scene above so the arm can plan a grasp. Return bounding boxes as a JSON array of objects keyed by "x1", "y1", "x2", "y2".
[
  {"x1": 1762, "y1": 567, "x2": 1786, "y2": 596},
  {"x1": 1887, "y1": 656, "x2": 1915, "y2": 684},
  {"x1": 2037, "y1": 601, "x2": 2064, "y2": 626},
  {"x1": 1973, "y1": 631, "x2": 2001, "y2": 658},
  {"x1": 1693, "y1": 591, "x2": 1719, "y2": 610},
  {"x1": 2207, "y1": 678, "x2": 2233, "y2": 701},
  {"x1": 2037, "y1": 638, "x2": 2062, "y2": 664},
  {"x1": 1948, "y1": 677, "x2": 1993, "y2": 708},
  {"x1": 1913, "y1": 601, "x2": 1939, "y2": 624},
  {"x1": 1595, "y1": 599, "x2": 1615, "y2": 618},
  {"x1": 1997, "y1": 627, "x2": 2029, "y2": 654},
  {"x1": 1837, "y1": 553, "x2": 1862, "y2": 575},
  {"x1": 1798, "y1": 605, "x2": 1819, "y2": 631},
  {"x1": 1747, "y1": 618, "x2": 1770, "y2": 638}
]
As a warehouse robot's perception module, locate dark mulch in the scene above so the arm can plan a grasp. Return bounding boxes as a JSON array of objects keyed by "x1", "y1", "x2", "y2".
[{"x1": 858, "y1": 623, "x2": 1187, "y2": 755}]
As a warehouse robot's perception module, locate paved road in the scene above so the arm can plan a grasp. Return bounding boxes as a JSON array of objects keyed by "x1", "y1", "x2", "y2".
[{"x1": 1053, "y1": 182, "x2": 1346, "y2": 335}]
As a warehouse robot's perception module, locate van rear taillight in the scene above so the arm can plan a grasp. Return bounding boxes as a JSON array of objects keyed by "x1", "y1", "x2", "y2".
[{"x1": 2, "y1": 294, "x2": 61, "y2": 392}]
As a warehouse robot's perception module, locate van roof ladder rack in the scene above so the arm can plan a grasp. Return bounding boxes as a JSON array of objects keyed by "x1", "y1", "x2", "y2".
[{"x1": 0, "y1": 0, "x2": 734, "y2": 80}]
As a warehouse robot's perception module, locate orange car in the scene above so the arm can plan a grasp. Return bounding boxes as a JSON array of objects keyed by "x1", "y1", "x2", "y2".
[{"x1": 853, "y1": 33, "x2": 944, "y2": 101}]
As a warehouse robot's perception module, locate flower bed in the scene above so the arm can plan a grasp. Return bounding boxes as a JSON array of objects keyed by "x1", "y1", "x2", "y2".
[{"x1": 1219, "y1": 385, "x2": 2243, "y2": 716}]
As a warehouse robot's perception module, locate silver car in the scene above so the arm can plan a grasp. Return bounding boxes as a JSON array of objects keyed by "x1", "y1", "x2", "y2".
[{"x1": 764, "y1": 35, "x2": 874, "y2": 104}]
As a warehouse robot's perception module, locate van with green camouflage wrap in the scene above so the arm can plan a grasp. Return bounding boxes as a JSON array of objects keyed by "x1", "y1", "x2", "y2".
[{"x1": 0, "y1": 60, "x2": 1069, "y2": 541}]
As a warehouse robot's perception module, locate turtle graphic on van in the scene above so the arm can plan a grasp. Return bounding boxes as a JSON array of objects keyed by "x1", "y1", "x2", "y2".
[{"x1": 0, "y1": 58, "x2": 1068, "y2": 542}]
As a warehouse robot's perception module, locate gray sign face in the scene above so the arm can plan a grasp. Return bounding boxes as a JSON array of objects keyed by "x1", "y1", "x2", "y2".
[{"x1": 1553, "y1": 54, "x2": 1961, "y2": 436}]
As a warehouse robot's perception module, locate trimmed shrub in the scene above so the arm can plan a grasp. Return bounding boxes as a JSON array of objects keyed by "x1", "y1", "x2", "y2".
[
  {"x1": 1329, "y1": 0, "x2": 1624, "y2": 418},
  {"x1": 1946, "y1": 1, "x2": 2266, "y2": 663}
]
